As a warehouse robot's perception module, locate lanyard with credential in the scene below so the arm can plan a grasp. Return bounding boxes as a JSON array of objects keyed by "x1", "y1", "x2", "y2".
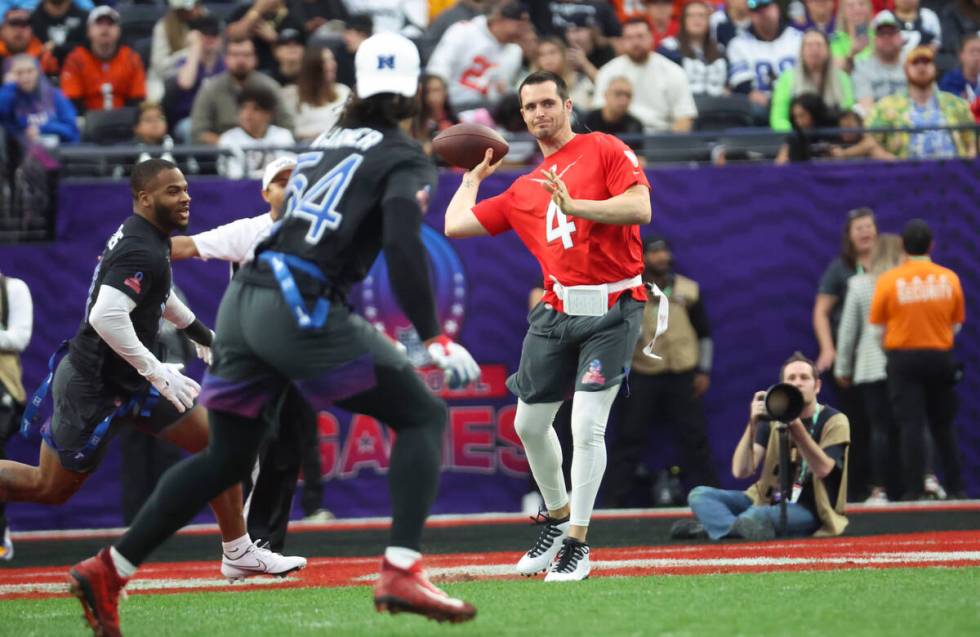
[{"x1": 790, "y1": 404, "x2": 821, "y2": 503}]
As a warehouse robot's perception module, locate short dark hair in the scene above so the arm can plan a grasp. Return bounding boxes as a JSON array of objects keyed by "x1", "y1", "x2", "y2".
[
  {"x1": 130, "y1": 158, "x2": 177, "y2": 200},
  {"x1": 622, "y1": 16, "x2": 651, "y2": 30},
  {"x1": 518, "y1": 70, "x2": 569, "y2": 104},
  {"x1": 238, "y1": 84, "x2": 277, "y2": 112},
  {"x1": 902, "y1": 218, "x2": 932, "y2": 255},
  {"x1": 779, "y1": 351, "x2": 818, "y2": 382},
  {"x1": 224, "y1": 33, "x2": 253, "y2": 52},
  {"x1": 960, "y1": 32, "x2": 980, "y2": 52}
]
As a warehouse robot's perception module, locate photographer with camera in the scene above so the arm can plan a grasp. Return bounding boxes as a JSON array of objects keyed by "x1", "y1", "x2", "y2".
[{"x1": 671, "y1": 352, "x2": 850, "y2": 541}]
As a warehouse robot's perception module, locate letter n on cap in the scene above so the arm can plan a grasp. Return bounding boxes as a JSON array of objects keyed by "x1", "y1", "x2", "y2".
[{"x1": 377, "y1": 55, "x2": 395, "y2": 69}]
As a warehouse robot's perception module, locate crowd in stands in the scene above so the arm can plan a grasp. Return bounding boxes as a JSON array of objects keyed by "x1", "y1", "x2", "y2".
[{"x1": 0, "y1": 0, "x2": 974, "y2": 201}]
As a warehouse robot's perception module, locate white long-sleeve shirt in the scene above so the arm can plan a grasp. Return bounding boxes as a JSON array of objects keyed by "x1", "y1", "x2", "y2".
[
  {"x1": 425, "y1": 15, "x2": 523, "y2": 111},
  {"x1": 0, "y1": 276, "x2": 32, "y2": 353},
  {"x1": 190, "y1": 213, "x2": 275, "y2": 266}
]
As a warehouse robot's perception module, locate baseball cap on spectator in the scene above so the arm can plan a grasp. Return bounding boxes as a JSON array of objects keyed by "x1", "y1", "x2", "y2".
[
  {"x1": 189, "y1": 14, "x2": 221, "y2": 36},
  {"x1": 276, "y1": 27, "x2": 305, "y2": 46},
  {"x1": 87, "y1": 6, "x2": 120, "y2": 26},
  {"x1": 169, "y1": 0, "x2": 198, "y2": 10},
  {"x1": 746, "y1": 0, "x2": 776, "y2": 10},
  {"x1": 354, "y1": 32, "x2": 420, "y2": 99},
  {"x1": 497, "y1": 1, "x2": 529, "y2": 20},
  {"x1": 345, "y1": 14, "x2": 373, "y2": 36},
  {"x1": 642, "y1": 235, "x2": 670, "y2": 253},
  {"x1": 261, "y1": 156, "x2": 297, "y2": 191},
  {"x1": 871, "y1": 10, "x2": 899, "y2": 30},
  {"x1": 906, "y1": 45, "x2": 934, "y2": 64}
]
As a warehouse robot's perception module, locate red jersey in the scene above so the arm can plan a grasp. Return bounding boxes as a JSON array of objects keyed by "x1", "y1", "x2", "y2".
[{"x1": 473, "y1": 132, "x2": 650, "y2": 313}]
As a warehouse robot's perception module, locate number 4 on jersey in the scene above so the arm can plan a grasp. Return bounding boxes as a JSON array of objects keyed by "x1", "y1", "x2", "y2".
[
  {"x1": 286, "y1": 152, "x2": 364, "y2": 244},
  {"x1": 546, "y1": 200, "x2": 576, "y2": 248}
]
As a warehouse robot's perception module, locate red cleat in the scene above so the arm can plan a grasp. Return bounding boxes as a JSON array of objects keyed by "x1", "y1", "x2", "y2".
[
  {"x1": 68, "y1": 548, "x2": 128, "y2": 637},
  {"x1": 373, "y1": 558, "x2": 477, "y2": 624}
]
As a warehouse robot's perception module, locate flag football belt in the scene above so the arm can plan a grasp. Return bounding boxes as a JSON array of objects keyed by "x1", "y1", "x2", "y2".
[
  {"x1": 21, "y1": 341, "x2": 161, "y2": 461},
  {"x1": 258, "y1": 250, "x2": 331, "y2": 330},
  {"x1": 549, "y1": 275, "x2": 669, "y2": 360},
  {"x1": 20, "y1": 341, "x2": 69, "y2": 438}
]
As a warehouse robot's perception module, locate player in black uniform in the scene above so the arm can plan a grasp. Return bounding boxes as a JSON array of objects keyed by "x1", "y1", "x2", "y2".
[
  {"x1": 0, "y1": 159, "x2": 305, "y2": 582},
  {"x1": 69, "y1": 34, "x2": 481, "y2": 634}
]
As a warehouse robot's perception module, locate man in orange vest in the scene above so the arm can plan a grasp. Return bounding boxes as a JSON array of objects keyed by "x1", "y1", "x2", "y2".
[{"x1": 869, "y1": 218, "x2": 966, "y2": 500}]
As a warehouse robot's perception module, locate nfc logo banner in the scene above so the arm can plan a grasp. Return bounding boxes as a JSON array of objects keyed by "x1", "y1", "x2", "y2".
[{"x1": 377, "y1": 54, "x2": 395, "y2": 69}]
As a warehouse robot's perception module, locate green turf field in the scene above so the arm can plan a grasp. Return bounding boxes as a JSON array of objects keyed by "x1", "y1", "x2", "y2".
[{"x1": 1, "y1": 568, "x2": 976, "y2": 636}]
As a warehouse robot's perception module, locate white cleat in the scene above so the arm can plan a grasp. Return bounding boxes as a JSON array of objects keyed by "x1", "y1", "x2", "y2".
[
  {"x1": 220, "y1": 541, "x2": 307, "y2": 582},
  {"x1": 544, "y1": 538, "x2": 591, "y2": 582},
  {"x1": 516, "y1": 513, "x2": 569, "y2": 576}
]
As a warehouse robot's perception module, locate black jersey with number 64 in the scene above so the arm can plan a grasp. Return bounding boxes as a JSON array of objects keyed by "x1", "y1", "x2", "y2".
[{"x1": 249, "y1": 126, "x2": 436, "y2": 298}]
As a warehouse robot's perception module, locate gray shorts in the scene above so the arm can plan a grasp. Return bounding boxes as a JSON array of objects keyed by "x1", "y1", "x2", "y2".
[
  {"x1": 45, "y1": 355, "x2": 186, "y2": 473},
  {"x1": 507, "y1": 296, "x2": 645, "y2": 404},
  {"x1": 200, "y1": 280, "x2": 440, "y2": 429}
]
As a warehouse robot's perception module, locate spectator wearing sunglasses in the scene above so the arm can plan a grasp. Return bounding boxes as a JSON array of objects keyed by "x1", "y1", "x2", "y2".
[
  {"x1": 0, "y1": 8, "x2": 44, "y2": 65},
  {"x1": 867, "y1": 45, "x2": 976, "y2": 159}
]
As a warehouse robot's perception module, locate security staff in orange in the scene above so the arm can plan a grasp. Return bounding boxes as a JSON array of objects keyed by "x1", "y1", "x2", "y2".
[{"x1": 869, "y1": 219, "x2": 966, "y2": 501}]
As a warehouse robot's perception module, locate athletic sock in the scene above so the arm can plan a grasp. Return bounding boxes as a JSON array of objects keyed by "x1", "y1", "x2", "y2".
[
  {"x1": 109, "y1": 546, "x2": 137, "y2": 579},
  {"x1": 384, "y1": 546, "x2": 422, "y2": 570},
  {"x1": 114, "y1": 411, "x2": 271, "y2": 566},
  {"x1": 222, "y1": 534, "x2": 253, "y2": 559}
]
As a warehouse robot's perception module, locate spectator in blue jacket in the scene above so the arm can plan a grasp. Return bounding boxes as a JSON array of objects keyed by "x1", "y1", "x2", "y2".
[
  {"x1": 939, "y1": 32, "x2": 979, "y2": 101},
  {"x1": 0, "y1": 52, "x2": 78, "y2": 144}
]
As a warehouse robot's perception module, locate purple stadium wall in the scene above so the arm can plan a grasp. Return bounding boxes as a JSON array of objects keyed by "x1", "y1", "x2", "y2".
[{"x1": 1, "y1": 159, "x2": 977, "y2": 530}]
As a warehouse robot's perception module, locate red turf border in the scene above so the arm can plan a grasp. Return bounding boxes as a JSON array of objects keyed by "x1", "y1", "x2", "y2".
[{"x1": 2, "y1": 530, "x2": 977, "y2": 601}]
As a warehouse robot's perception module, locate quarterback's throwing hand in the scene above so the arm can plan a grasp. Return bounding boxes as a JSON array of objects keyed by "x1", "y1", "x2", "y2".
[
  {"x1": 426, "y1": 335, "x2": 481, "y2": 389},
  {"x1": 543, "y1": 169, "x2": 575, "y2": 216}
]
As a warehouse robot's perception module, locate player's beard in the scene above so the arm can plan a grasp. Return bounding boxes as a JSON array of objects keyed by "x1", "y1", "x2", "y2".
[
  {"x1": 154, "y1": 200, "x2": 188, "y2": 233},
  {"x1": 907, "y1": 71, "x2": 936, "y2": 90},
  {"x1": 646, "y1": 259, "x2": 672, "y2": 279}
]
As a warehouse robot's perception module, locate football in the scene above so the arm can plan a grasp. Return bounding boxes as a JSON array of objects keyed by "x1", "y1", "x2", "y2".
[{"x1": 432, "y1": 123, "x2": 510, "y2": 170}]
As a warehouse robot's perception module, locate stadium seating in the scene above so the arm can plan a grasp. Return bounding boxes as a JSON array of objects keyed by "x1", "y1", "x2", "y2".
[
  {"x1": 643, "y1": 134, "x2": 713, "y2": 164},
  {"x1": 694, "y1": 95, "x2": 757, "y2": 132},
  {"x1": 83, "y1": 107, "x2": 140, "y2": 145}
]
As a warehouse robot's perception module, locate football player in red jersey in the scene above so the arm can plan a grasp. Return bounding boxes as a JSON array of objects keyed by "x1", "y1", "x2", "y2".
[{"x1": 445, "y1": 69, "x2": 657, "y2": 581}]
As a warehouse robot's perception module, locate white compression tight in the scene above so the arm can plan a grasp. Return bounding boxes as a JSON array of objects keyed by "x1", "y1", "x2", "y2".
[{"x1": 514, "y1": 384, "x2": 620, "y2": 527}]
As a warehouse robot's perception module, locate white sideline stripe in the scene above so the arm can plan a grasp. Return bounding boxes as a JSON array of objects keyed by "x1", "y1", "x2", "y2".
[
  {"x1": 10, "y1": 501, "x2": 980, "y2": 541},
  {"x1": 3, "y1": 551, "x2": 977, "y2": 594},
  {"x1": 354, "y1": 551, "x2": 980, "y2": 581},
  {"x1": 0, "y1": 576, "x2": 294, "y2": 596}
]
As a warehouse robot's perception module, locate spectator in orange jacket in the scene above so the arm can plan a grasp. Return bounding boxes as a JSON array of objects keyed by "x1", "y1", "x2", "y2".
[
  {"x1": 0, "y1": 8, "x2": 45, "y2": 65},
  {"x1": 59, "y1": 6, "x2": 146, "y2": 114}
]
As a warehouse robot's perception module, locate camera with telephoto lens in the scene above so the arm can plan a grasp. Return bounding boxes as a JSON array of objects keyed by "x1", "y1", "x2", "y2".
[{"x1": 756, "y1": 383, "x2": 805, "y2": 423}]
